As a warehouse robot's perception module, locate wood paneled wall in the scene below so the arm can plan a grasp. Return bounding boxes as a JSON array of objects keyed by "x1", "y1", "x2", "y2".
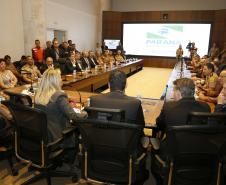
[{"x1": 102, "y1": 10, "x2": 226, "y2": 68}]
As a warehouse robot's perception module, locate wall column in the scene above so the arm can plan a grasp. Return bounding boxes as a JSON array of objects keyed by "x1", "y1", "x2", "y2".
[
  {"x1": 22, "y1": 0, "x2": 47, "y2": 55},
  {"x1": 97, "y1": 0, "x2": 112, "y2": 42}
]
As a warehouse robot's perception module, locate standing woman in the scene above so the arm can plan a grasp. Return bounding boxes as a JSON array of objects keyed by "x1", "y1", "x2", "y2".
[
  {"x1": 34, "y1": 68, "x2": 86, "y2": 142},
  {"x1": 0, "y1": 58, "x2": 17, "y2": 89}
]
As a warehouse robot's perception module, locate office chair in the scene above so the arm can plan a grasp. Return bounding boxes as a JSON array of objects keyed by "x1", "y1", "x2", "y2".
[
  {"x1": 0, "y1": 116, "x2": 18, "y2": 176},
  {"x1": 4, "y1": 91, "x2": 32, "y2": 107},
  {"x1": 76, "y1": 118, "x2": 149, "y2": 185},
  {"x1": 85, "y1": 106, "x2": 125, "y2": 122},
  {"x1": 151, "y1": 125, "x2": 226, "y2": 185},
  {"x1": 6, "y1": 101, "x2": 77, "y2": 185},
  {"x1": 186, "y1": 111, "x2": 226, "y2": 125}
]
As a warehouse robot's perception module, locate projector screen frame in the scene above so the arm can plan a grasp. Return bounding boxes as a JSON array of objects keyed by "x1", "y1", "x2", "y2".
[{"x1": 121, "y1": 21, "x2": 213, "y2": 59}]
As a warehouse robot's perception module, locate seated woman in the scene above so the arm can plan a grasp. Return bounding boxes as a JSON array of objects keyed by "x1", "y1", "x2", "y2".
[
  {"x1": 34, "y1": 68, "x2": 86, "y2": 142},
  {"x1": 0, "y1": 58, "x2": 17, "y2": 89}
]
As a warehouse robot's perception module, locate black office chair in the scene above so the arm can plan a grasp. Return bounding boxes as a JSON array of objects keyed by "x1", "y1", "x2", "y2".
[
  {"x1": 76, "y1": 118, "x2": 149, "y2": 185},
  {"x1": 85, "y1": 106, "x2": 125, "y2": 122},
  {"x1": 152, "y1": 125, "x2": 226, "y2": 185},
  {"x1": 4, "y1": 91, "x2": 32, "y2": 107},
  {"x1": 0, "y1": 116, "x2": 18, "y2": 176},
  {"x1": 6, "y1": 101, "x2": 76, "y2": 185},
  {"x1": 186, "y1": 111, "x2": 226, "y2": 125}
]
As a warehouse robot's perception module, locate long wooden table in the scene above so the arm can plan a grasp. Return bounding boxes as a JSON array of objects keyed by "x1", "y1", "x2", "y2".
[
  {"x1": 62, "y1": 59, "x2": 143, "y2": 92},
  {"x1": 163, "y1": 61, "x2": 215, "y2": 111},
  {"x1": 4, "y1": 85, "x2": 163, "y2": 127}
]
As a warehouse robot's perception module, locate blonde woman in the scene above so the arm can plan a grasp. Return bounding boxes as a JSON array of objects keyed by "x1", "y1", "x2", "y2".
[{"x1": 35, "y1": 68, "x2": 85, "y2": 142}]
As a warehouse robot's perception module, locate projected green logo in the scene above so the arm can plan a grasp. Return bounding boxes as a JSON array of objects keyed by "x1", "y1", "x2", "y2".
[
  {"x1": 146, "y1": 25, "x2": 183, "y2": 39},
  {"x1": 164, "y1": 25, "x2": 183, "y2": 32},
  {"x1": 146, "y1": 32, "x2": 166, "y2": 39}
]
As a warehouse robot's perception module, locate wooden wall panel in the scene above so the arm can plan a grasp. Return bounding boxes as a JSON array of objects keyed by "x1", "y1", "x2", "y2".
[
  {"x1": 102, "y1": 10, "x2": 226, "y2": 68},
  {"x1": 143, "y1": 58, "x2": 177, "y2": 68}
]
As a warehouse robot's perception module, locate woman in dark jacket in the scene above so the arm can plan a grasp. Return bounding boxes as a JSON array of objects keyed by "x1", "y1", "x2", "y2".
[{"x1": 34, "y1": 68, "x2": 86, "y2": 142}]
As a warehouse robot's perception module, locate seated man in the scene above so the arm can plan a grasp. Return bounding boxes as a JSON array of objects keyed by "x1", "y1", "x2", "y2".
[
  {"x1": 198, "y1": 70, "x2": 226, "y2": 103},
  {"x1": 88, "y1": 50, "x2": 99, "y2": 68},
  {"x1": 90, "y1": 70, "x2": 147, "y2": 183},
  {"x1": 90, "y1": 70, "x2": 144, "y2": 125},
  {"x1": 152, "y1": 78, "x2": 211, "y2": 185},
  {"x1": 80, "y1": 51, "x2": 91, "y2": 69},
  {"x1": 196, "y1": 63, "x2": 218, "y2": 94},
  {"x1": 157, "y1": 78, "x2": 210, "y2": 133},
  {"x1": 115, "y1": 50, "x2": 125, "y2": 63},
  {"x1": 21, "y1": 56, "x2": 42, "y2": 84}
]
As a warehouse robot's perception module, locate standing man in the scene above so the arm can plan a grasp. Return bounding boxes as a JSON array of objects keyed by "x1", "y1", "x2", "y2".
[
  {"x1": 176, "y1": 44, "x2": 183, "y2": 61},
  {"x1": 32, "y1": 39, "x2": 44, "y2": 71}
]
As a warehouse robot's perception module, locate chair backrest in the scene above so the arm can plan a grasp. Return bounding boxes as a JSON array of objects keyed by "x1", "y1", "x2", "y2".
[
  {"x1": 186, "y1": 111, "x2": 226, "y2": 125},
  {"x1": 85, "y1": 106, "x2": 125, "y2": 122},
  {"x1": 165, "y1": 125, "x2": 226, "y2": 185},
  {"x1": 0, "y1": 116, "x2": 12, "y2": 145},
  {"x1": 77, "y1": 118, "x2": 143, "y2": 184},
  {"x1": 4, "y1": 91, "x2": 32, "y2": 107},
  {"x1": 6, "y1": 101, "x2": 48, "y2": 168}
]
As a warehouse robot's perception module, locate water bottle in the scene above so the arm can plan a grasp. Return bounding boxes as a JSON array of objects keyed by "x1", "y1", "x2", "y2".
[{"x1": 73, "y1": 70, "x2": 76, "y2": 79}]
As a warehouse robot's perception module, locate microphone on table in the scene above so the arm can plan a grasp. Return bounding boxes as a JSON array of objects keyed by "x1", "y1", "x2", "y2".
[{"x1": 160, "y1": 84, "x2": 168, "y2": 102}]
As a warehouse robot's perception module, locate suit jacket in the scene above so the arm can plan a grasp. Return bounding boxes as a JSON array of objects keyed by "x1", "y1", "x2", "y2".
[
  {"x1": 90, "y1": 91, "x2": 145, "y2": 126},
  {"x1": 76, "y1": 60, "x2": 86, "y2": 71},
  {"x1": 88, "y1": 57, "x2": 99, "y2": 68},
  {"x1": 80, "y1": 57, "x2": 91, "y2": 69},
  {"x1": 48, "y1": 48, "x2": 64, "y2": 64},
  {"x1": 65, "y1": 58, "x2": 76, "y2": 74},
  {"x1": 156, "y1": 97, "x2": 211, "y2": 132},
  {"x1": 35, "y1": 91, "x2": 78, "y2": 142}
]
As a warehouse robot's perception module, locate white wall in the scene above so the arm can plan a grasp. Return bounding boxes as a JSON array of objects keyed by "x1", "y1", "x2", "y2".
[
  {"x1": 112, "y1": 0, "x2": 226, "y2": 11},
  {"x1": 46, "y1": 0, "x2": 99, "y2": 51},
  {"x1": 0, "y1": 0, "x2": 112, "y2": 60},
  {"x1": 0, "y1": 0, "x2": 24, "y2": 61}
]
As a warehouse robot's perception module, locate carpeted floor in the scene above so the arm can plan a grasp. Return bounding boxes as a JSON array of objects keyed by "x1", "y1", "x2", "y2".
[{"x1": 103, "y1": 67, "x2": 172, "y2": 99}]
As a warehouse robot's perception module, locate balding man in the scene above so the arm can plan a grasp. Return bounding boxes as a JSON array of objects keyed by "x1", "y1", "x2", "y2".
[{"x1": 81, "y1": 51, "x2": 91, "y2": 69}]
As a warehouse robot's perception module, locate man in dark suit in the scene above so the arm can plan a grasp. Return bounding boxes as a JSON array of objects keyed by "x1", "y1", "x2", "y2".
[
  {"x1": 90, "y1": 70, "x2": 145, "y2": 125},
  {"x1": 152, "y1": 78, "x2": 211, "y2": 185},
  {"x1": 65, "y1": 52, "x2": 77, "y2": 74},
  {"x1": 80, "y1": 51, "x2": 91, "y2": 69},
  {"x1": 156, "y1": 78, "x2": 210, "y2": 133},
  {"x1": 88, "y1": 50, "x2": 99, "y2": 68}
]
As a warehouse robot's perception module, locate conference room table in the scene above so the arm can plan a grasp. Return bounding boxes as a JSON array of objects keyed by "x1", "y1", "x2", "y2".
[
  {"x1": 62, "y1": 59, "x2": 143, "y2": 92},
  {"x1": 3, "y1": 59, "x2": 214, "y2": 131},
  {"x1": 164, "y1": 61, "x2": 215, "y2": 112},
  {"x1": 3, "y1": 59, "x2": 163, "y2": 127}
]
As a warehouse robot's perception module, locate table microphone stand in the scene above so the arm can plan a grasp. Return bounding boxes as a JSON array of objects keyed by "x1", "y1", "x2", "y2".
[{"x1": 180, "y1": 58, "x2": 184, "y2": 78}]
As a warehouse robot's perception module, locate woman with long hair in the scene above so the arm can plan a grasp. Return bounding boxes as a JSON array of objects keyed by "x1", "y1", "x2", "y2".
[{"x1": 35, "y1": 68, "x2": 85, "y2": 142}]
